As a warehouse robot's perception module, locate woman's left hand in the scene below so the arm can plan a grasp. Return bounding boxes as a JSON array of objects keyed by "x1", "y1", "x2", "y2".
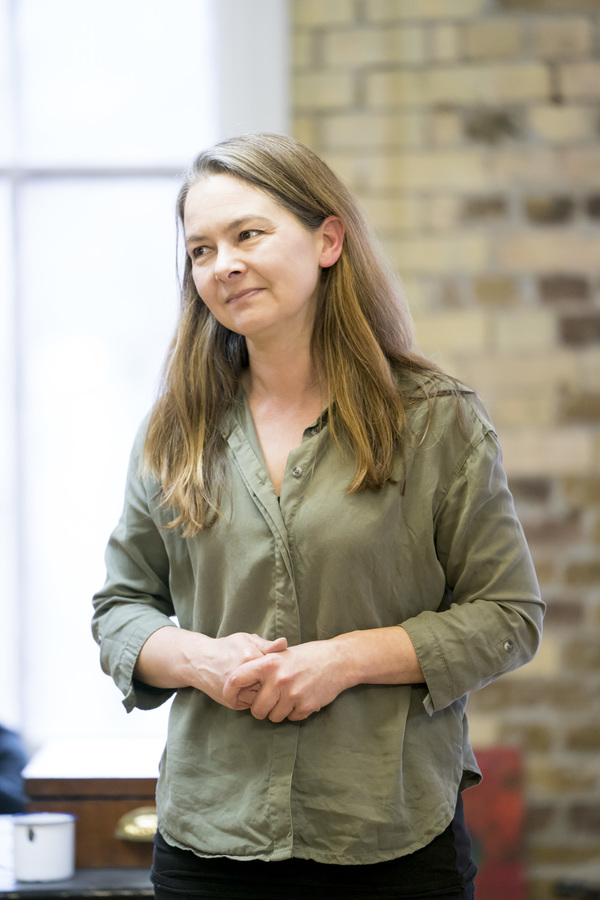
[
  {"x1": 223, "y1": 640, "x2": 350, "y2": 722},
  {"x1": 224, "y1": 627, "x2": 424, "y2": 722}
]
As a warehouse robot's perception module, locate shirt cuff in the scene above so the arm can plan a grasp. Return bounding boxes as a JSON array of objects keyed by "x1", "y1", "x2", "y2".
[{"x1": 104, "y1": 619, "x2": 178, "y2": 713}]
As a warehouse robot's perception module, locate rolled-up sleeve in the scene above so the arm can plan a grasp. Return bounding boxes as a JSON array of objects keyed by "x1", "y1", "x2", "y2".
[
  {"x1": 92, "y1": 424, "x2": 177, "y2": 712},
  {"x1": 402, "y1": 420, "x2": 544, "y2": 716}
]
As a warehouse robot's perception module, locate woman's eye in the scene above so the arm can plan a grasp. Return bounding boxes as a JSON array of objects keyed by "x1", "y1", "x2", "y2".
[
  {"x1": 191, "y1": 246, "x2": 209, "y2": 259},
  {"x1": 239, "y1": 229, "x2": 260, "y2": 242}
]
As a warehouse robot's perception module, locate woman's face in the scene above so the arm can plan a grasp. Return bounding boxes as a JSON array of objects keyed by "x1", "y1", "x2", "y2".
[{"x1": 183, "y1": 174, "x2": 342, "y2": 349}]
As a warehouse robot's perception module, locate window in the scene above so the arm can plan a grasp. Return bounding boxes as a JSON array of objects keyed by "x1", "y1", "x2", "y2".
[{"x1": 0, "y1": 0, "x2": 289, "y2": 752}]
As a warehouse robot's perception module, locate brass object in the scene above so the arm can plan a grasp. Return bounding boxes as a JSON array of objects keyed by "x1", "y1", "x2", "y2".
[{"x1": 114, "y1": 805, "x2": 157, "y2": 842}]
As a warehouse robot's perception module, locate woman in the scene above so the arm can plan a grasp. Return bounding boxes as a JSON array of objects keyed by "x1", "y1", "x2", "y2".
[{"x1": 92, "y1": 133, "x2": 544, "y2": 899}]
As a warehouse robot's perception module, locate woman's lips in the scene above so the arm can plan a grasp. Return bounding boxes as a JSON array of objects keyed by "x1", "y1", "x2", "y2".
[{"x1": 225, "y1": 287, "x2": 263, "y2": 304}]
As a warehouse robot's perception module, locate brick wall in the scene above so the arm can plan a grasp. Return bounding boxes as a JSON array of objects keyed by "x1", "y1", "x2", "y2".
[{"x1": 291, "y1": 1, "x2": 600, "y2": 897}]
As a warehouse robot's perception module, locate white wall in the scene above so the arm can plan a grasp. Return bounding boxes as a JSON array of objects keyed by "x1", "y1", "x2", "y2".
[{"x1": 0, "y1": 0, "x2": 289, "y2": 754}]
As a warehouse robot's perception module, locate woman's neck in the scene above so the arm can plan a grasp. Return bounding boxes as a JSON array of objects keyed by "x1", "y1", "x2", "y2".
[
  {"x1": 241, "y1": 342, "x2": 327, "y2": 497},
  {"x1": 243, "y1": 341, "x2": 325, "y2": 409}
]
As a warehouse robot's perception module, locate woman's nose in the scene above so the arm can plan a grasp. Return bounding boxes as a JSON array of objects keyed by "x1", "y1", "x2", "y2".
[{"x1": 214, "y1": 244, "x2": 245, "y2": 280}]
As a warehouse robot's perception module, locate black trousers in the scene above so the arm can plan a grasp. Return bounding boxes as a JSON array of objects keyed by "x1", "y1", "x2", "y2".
[{"x1": 151, "y1": 794, "x2": 476, "y2": 900}]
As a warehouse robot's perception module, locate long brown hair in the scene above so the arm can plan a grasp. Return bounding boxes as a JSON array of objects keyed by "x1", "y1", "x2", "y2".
[{"x1": 144, "y1": 133, "x2": 441, "y2": 535}]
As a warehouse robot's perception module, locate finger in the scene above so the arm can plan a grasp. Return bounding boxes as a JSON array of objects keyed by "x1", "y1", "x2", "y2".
[
  {"x1": 225, "y1": 657, "x2": 266, "y2": 693},
  {"x1": 266, "y1": 697, "x2": 319, "y2": 723},
  {"x1": 228, "y1": 683, "x2": 260, "y2": 710},
  {"x1": 238, "y1": 685, "x2": 260, "y2": 704},
  {"x1": 264, "y1": 637, "x2": 287, "y2": 654},
  {"x1": 286, "y1": 705, "x2": 319, "y2": 722},
  {"x1": 268, "y1": 704, "x2": 295, "y2": 724},
  {"x1": 222, "y1": 665, "x2": 263, "y2": 706},
  {"x1": 249, "y1": 635, "x2": 287, "y2": 655},
  {"x1": 249, "y1": 685, "x2": 282, "y2": 721}
]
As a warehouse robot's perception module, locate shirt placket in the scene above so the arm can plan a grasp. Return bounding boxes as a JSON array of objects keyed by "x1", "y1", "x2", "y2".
[
  {"x1": 224, "y1": 422, "x2": 311, "y2": 856},
  {"x1": 279, "y1": 420, "x2": 323, "y2": 511}
]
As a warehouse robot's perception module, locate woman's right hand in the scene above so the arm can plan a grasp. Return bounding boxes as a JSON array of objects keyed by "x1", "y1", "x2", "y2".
[
  {"x1": 134, "y1": 626, "x2": 287, "y2": 709},
  {"x1": 189, "y1": 632, "x2": 288, "y2": 708}
]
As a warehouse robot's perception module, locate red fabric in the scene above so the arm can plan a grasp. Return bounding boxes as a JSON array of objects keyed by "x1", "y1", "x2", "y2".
[{"x1": 463, "y1": 747, "x2": 527, "y2": 900}]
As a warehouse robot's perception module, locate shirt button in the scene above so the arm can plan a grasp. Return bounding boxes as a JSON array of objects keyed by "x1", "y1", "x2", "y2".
[
  {"x1": 503, "y1": 640, "x2": 515, "y2": 653},
  {"x1": 292, "y1": 466, "x2": 303, "y2": 478}
]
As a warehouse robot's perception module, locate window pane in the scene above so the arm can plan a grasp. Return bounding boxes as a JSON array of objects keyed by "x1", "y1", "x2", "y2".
[
  {"x1": 17, "y1": 0, "x2": 218, "y2": 167},
  {"x1": 0, "y1": 180, "x2": 19, "y2": 728},
  {"x1": 0, "y1": 0, "x2": 15, "y2": 164},
  {"x1": 18, "y1": 178, "x2": 179, "y2": 744}
]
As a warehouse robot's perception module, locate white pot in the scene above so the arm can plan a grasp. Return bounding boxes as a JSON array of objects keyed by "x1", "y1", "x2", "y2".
[{"x1": 13, "y1": 813, "x2": 76, "y2": 882}]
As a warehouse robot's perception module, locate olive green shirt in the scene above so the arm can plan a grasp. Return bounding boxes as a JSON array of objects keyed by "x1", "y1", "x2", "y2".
[{"x1": 92, "y1": 382, "x2": 543, "y2": 865}]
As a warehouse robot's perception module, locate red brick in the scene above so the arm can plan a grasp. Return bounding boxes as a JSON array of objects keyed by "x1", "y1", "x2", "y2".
[
  {"x1": 509, "y1": 477, "x2": 553, "y2": 503},
  {"x1": 534, "y1": 557, "x2": 557, "y2": 588},
  {"x1": 500, "y1": 0, "x2": 600, "y2": 9},
  {"x1": 473, "y1": 274, "x2": 520, "y2": 307},
  {"x1": 469, "y1": 678, "x2": 568, "y2": 713},
  {"x1": 501, "y1": 722, "x2": 553, "y2": 752},
  {"x1": 524, "y1": 195, "x2": 575, "y2": 224},
  {"x1": 438, "y1": 279, "x2": 466, "y2": 309},
  {"x1": 563, "y1": 637, "x2": 600, "y2": 668},
  {"x1": 522, "y1": 511, "x2": 582, "y2": 545},
  {"x1": 567, "y1": 803, "x2": 600, "y2": 832},
  {"x1": 560, "y1": 392, "x2": 600, "y2": 424},
  {"x1": 463, "y1": 107, "x2": 522, "y2": 144},
  {"x1": 539, "y1": 274, "x2": 590, "y2": 303},
  {"x1": 533, "y1": 559, "x2": 558, "y2": 585},
  {"x1": 526, "y1": 805, "x2": 556, "y2": 834},
  {"x1": 560, "y1": 313, "x2": 600, "y2": 345},
  {"x1": 462, "y1": 195, "x2": 508, "y2": 221},
  {"x1": 587, "y1": 194, "x2": 600, "y2": 218},
  {"x1": 562, "y1": 476, "x2": 600, "y2": 506},
  {"x1": 566, "y1": 724, "x2": 600, "y2": 752},
  {"x1": 543, "y1": 598, "x2": 585, "y2": 627},
  {"x1": 529, "y1": 878, "x2": 557, "y2": 900},
  {"x1": 560, "y1": 61, "x2": 600, "y2": 99},
  {"x1": 530, "y1": 844, "x2": 600, "y2": 866}
]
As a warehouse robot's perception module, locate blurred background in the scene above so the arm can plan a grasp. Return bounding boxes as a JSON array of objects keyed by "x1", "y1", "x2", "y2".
[{"x1": 0, "y1": 0, "x2": 599, "y2": 897}]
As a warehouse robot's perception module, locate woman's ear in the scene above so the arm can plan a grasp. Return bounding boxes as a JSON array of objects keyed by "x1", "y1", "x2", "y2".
[{"x1": 319, "y1": 216, "x2": 345, "y2": 269}]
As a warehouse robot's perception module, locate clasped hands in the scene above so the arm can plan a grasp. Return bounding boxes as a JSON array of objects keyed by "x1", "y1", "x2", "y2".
[
  {"x1": 187, "y1": 626, "x2": 420, "y2": 723},
  {"x1": 220, "y1": 633, "x2": 348, "y2": 723}
]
